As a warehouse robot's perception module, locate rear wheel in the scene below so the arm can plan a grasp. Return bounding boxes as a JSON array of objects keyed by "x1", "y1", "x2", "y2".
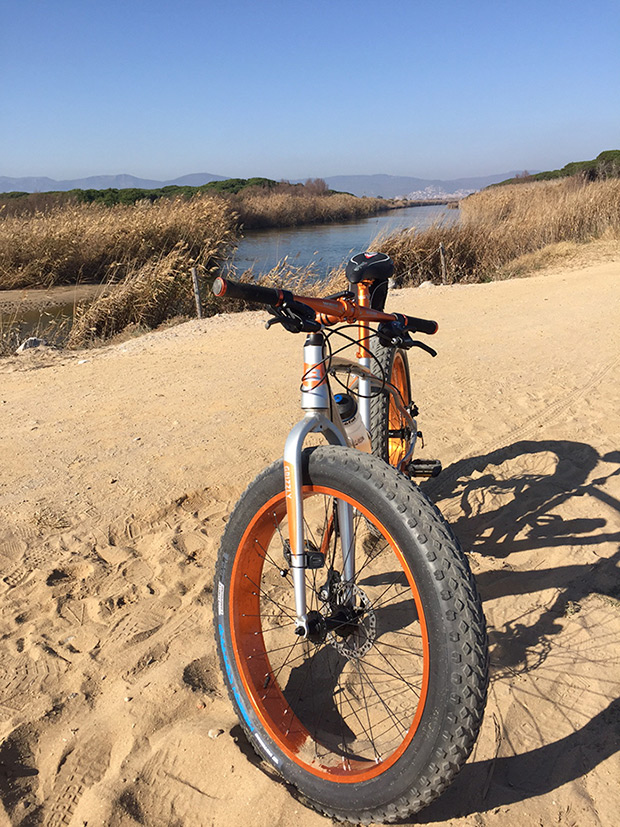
[
  {"x1": 369, "y1": 342, "x2": 412, "y2": 468},
  {"x1": 214, "y1": 447, "x2": 488, "y2": 822}
]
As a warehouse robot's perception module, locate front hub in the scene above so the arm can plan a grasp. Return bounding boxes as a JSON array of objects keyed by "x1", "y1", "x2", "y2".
[{"x1": 305, "y1": 581, "x2": 376, "y2": 659}]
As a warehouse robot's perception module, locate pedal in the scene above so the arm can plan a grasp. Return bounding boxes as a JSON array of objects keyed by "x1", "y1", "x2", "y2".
[{"x1": 406, "y1": 459, "x2": 442, "y2": 478}]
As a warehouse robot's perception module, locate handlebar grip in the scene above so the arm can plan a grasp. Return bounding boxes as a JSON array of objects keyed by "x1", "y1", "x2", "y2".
[
  {"x1": 398, "y1": 313, "x2": 438, "y2": 335},
  {"x1": 212, "y1": 276, "x2": 282, "y2": 306}
]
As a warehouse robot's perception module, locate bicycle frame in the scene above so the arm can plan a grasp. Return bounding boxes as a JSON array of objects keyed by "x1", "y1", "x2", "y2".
[
  {"x1": 284, "y1": 330, "x2": 418, "y2": 637},
  {"x1": 211, "y1": 269, "x2": 433, "y2": 637}
]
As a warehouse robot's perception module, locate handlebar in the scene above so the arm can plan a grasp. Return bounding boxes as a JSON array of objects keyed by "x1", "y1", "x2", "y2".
[
  {"x1": 212, "y1": 277, "x2": 283, "y2": 306},
  {"x1": 212, "y1": 276, "x2": 438, "y2": 335},
  {"x1": 388, "y1": 312, "x2": 438, "y2": 337}
]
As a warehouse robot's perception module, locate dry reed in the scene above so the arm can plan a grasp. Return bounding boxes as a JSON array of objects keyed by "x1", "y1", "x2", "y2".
[
  {"x1": 0, "y1": 195, "x2": 237, "y2": 289},
  {"x1": 7, "y1": 177, "x2": 618, "y2": 350},
  {"x1": 229, "y1": 188, "x2": 385, "y2": 230},
  {"x1": 1, "y1": 187, "x2": 378, "y2": 346},
  {"x1": 0, "y1": 188, "x2": 384, "y2": 291},
  {"x1": 68, "y1": 245, "x2": 210, "y2": 345},
  {"x1": 378, "y1": 177, "x2": 620, "y2": 285},
  {"x1": 232, "y1": 258, "x2": 345, "y2": 300}
]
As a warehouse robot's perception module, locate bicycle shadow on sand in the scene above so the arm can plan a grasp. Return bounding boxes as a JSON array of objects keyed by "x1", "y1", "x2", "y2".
[
  {"x1": 408, "y1": 695, "x2": 620, "y2": 823},
  {"x1": 422, "y1": 439, "x2": 620, "y2": 561},
  {"x1": 412, "y1": 439, "x2": 620, "y2": 822}
]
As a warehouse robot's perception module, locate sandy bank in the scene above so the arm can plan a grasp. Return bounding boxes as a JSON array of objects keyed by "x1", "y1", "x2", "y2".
[
  {"x1": 0, "y1": 259, "x2": 618, "y2": 826},
  {"x1": 0, "y1": 283, "x2": 113, "y2": 315}
]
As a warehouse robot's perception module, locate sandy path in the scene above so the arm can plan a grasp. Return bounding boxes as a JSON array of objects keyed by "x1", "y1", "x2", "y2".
[{"x1": 0, "y1": 259, "x2": 618, "y2": 826}]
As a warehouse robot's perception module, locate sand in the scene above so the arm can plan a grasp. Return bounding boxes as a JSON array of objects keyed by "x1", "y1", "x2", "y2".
[{"x1": 0, "y1": 257, "x2": 619, "y2": 826}]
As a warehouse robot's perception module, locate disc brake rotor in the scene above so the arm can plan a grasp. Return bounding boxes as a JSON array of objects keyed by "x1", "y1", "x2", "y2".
[{"x1": 327, "y1": 582, "x2": 376, "y2": 659}]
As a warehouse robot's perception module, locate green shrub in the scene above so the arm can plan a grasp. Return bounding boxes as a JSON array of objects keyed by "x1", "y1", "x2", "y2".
[{"x1": 499, "y1": 150, "x2": 620, "y2": 186}]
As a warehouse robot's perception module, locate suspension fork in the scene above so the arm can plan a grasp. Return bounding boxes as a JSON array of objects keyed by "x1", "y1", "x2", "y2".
[{"x1": 283, "y1": 332, "x2": 355, "y2": 638}]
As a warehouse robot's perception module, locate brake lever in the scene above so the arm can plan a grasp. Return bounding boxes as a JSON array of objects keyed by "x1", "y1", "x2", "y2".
[
  {"x1": 396, "y1": 334, "x2": 437, "y2": 357},
  {"x1": 377, "y1": 326, "x2": 437, "y2": 357},
  {"x1": 265, "y1": 313, "x2": 285, "y2": 330},
  {"x1": 265, "y1": 304, "x2": 321, "y2": 333},
  {"x1": 408, "y1": 339, "x2": 437, "y2": 358}
]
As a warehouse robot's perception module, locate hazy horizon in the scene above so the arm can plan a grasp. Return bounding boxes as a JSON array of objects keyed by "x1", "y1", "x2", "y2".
[
  {"x1": 0, "y1": 167, "x2": 529, "y2": 184},
  {"x1": 2, "y1": 0, "x2": 619, "y2": 182}
]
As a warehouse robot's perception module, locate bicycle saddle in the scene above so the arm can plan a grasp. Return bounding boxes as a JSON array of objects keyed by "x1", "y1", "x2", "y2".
[{"x1": 346, "y1": 251, "x2": 394, "y2": 283}]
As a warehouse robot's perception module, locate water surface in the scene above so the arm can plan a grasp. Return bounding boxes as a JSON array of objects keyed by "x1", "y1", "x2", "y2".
[
  {"x1": 231, "y1": 204, "x2": 455, "y2": 278},
  {"x1": 2, "y1": 205, "x2": 456, "y2": 342}
]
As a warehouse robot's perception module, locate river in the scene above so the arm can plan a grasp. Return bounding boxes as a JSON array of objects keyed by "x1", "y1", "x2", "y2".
[
  {"x1": 230, "y1": 204, "x2": 455, "y2": 278},
  {"x1": 1, "y1": 204, "x2": 455, "y2": 344}
]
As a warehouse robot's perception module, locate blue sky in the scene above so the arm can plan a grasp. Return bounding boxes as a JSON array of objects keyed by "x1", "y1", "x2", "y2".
[{"x1": 2, "y1": 0, "x2": 619, "y2": 181}]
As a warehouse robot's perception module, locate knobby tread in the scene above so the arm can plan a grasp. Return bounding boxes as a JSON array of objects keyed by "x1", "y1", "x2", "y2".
[
  {"x1": 308, "y1": 450, "x2": 489, "y2": 823},
  {"x1": 368, "y1": 342, "x2": 411, "y2": 465},
  {"x1": 214, "y1": 446, "x2": 488, "y2": 824}
]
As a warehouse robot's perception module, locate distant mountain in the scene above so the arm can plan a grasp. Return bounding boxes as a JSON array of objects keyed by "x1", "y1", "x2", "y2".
[
  {"x1": 0, "y1": 172, "x2": 228, "y2": 193},
  {"x1": 320, "y1": 172, "x2": 528, "y2": 199},
  {"x1": 0, "y1": 176, "x2": 61, "y2": 193},
  {"x1": 0, "y1": 169, "x2": 528, "y2": 197}
]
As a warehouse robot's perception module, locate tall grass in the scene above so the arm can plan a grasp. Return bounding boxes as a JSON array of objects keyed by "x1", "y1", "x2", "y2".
[
  {"x1": 379, "y1": 177, "x2": 620, "y2": 285},
  {"x1": 5, "y1": 176, "x2": 618, "y2": 350},
  {"x1": 67, "y1": 245, "x2": 207, "y2": 346},
  {"x1": 0, "y1": 195, "x2": 237, "y2": 289},
  {"x1": 66, "y1": 254, "x2": 346, "y2": 347},
  {"x1": 229, "y1": 186, "x2": 385, "y2": 230},
  {"x1": 0, "y1": 188, "x2": 385, "y2": 290},
  {"x1": 0, "y1": 185, "x2": 383, "y2": 347}
]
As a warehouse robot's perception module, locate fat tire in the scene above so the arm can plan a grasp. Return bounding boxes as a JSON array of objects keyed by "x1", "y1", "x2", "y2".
[
  {"x1": 369, "y1": 342, "x2": 412, "y2": 466},
  {"x1": 214, "y1": 446, "x2": 488, "y2": 823}
]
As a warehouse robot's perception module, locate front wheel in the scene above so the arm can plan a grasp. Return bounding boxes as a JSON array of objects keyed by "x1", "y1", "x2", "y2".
[{"x1": 214, "y1": 447, "x2": 488, "y2": 822}]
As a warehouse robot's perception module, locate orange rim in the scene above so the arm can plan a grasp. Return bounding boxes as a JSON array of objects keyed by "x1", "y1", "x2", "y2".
[
  {"x1": 388, "y1": 351, "x2": 411, "y2": 467},
  {"x1": 229, "y1": 484, "x2": 430, "y2": 782}
]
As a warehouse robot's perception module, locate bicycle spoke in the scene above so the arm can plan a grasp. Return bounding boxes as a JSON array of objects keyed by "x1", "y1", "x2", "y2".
[
  {"x1": 357, "y1": 660, "x2": 410, "y2": 740},
  {"x1": 244, "y1": 573, "x2": 296, "y2": 620}
]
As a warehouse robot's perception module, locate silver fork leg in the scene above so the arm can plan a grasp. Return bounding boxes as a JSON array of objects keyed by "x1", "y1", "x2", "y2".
[
  {"x1": 337, "y1": 497, "x2": 355, "y2": 607},
  {"x1": 283, "y1": 412, "x2": 353, "y2": 637}
]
